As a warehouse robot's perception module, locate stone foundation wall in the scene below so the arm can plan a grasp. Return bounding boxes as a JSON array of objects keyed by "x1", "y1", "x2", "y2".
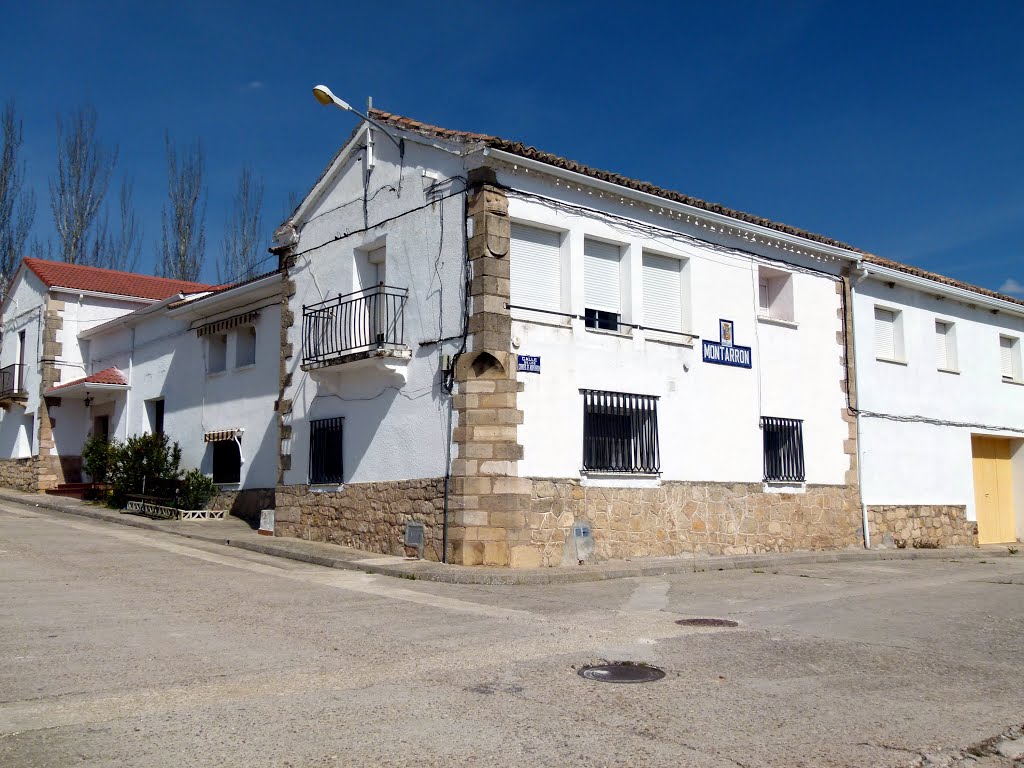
[
  {"x1": 527, "y1": 479, "x2": 863, "y2": 566},
  {"x1": 0, "y1": 458, "x2": 37, "y2": 492},
  {"x1": 867, "y1": 505, "x2": 977, "y2": 548},
  {"x1": 274, "y1": 479, "x2": 447, "y2": 560},
  {"x1": 210, "y1": 487, "x2": 276, "y2": 527}
]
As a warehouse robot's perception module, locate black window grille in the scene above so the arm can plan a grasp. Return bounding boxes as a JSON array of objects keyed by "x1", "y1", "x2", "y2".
[
  {"x1": 582, "y1": 390, "x2": 660, "y2": 474},
  {"x1": 761, "y1": 416, "x2": 805, "y2": 482},
  {"x1": 309, "y1": 417, "x2": 344, "y2": 484},
  {"x1": 212, "y1": 440, "x2": 241, "y2": 484}
]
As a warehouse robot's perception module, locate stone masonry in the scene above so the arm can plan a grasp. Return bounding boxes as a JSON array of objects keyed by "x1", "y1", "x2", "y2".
[
  {"x1": 527, "y1": 479, "x2": 863, "y2": 566},
  {"x1": 275, "y1": 479, "x2": 447, "y2": 559},
  {"x1": 209, "y1": 487, "x2": 276, "y2": 528},
  {"x1": 867, "y1": 504, "x2": 977, "y2": 548},
  {"x1": 447, "y1": 170, "x2": 534, "y2": 567},
  {"x1": 0, "y1": 458, "x2": 36, "y2": 492}
]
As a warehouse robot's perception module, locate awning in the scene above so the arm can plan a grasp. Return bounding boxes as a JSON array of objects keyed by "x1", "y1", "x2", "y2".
[
  {"x1": 195, "y1": 310, "x2": 259, "y2": 337},
  {"x1": 204, "y1": 428, "x2": 244, "y2": 443}
]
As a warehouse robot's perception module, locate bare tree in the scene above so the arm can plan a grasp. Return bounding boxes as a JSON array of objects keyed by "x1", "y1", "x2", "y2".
[
  {"x1": 157, "y1": 135, "x2": 205, "y2": 282},
  {"x1": 0, "y1": 100, "x2": 36, "y2": 291},
  {"x1": 218, "y1": 166, "x2": 264, "y2": 283},
  {"x1": 104, "y1": 178, "x2": 142, "y2": 272},
  {"x1": 49, "y1": 104, "x2": 117, "y2": 265}
]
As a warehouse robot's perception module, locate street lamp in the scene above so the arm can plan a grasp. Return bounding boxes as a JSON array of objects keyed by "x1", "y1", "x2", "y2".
[{"x1": 312, "y1": 84, "x2": 404, "y2": 159}]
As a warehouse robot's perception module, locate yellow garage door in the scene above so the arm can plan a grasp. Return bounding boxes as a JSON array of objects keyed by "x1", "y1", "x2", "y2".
[{"x1": 971, "y1": 436, "x2": 1016, "y2": 545}]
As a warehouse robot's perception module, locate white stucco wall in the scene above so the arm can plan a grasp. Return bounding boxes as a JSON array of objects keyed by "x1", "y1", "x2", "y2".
[
  {"x1": 82, "y1": 293, "x2": 282, "y2": 489},
  {"x1": 282, "y1": 129, "x2": 468, "y2": 485},
  {"x1": 500, "y1": 176, "x2": 850, "y2": 485},
  {"x1": 853, "y1": 277, "x2": 1024, "y2": 520},
  {"x1": 0, "y1": 270, "x2": 48, "y2": 458}
]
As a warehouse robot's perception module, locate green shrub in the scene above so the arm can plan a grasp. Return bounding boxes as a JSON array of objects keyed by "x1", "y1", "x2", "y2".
[
  {"x1": 108, "y1": 432, "x2": 183, "y2": 507},
  {"x1": 81, "y1": 434, "x2": 115, "y2": 484},
  {"x1": 178, "y1": 468, "x2": 216, "y2": 510}
]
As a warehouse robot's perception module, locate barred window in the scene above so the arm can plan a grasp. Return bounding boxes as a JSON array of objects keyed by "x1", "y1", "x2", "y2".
[
  {"x1": 762, "y1": 416, "x2": 805, "y2": 482},
  {"x1": 582, "y1": 390, "x2": 660, "y2": 474},
  {"x1": 309, "y1": 417, "x2": 344, "y2": 484}
]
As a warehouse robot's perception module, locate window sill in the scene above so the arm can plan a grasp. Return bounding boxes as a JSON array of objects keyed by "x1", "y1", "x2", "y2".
[
  {"x1": 309, "y1": 483, "x2": 345, "y2": 493},
  {"x1": 213, "y1": 482, "x2": 240, "y2": 491},
  {"x1": 1002, "y1": 377, "x2": 1024, "y2": 387},
  {"x1": 581, "y1": 471, "x2": 661, "y2": 489},
  {"x1": 645, "y1": 332, "x2": 695, "y2": 348},
  {"x1": 937, "y1": 367, "x2": 960, "y2": 375},
  {"x1": 757, "y1": 315, "x2": 798, "y2": 329},
  {"x1": 510, "y1": 310, "x2": 572, "y2": 329},
  {"x1": 763, "y1": 481, "x2": 806, "y2": 494},
  {"x1": 876, "y1": 356, "x2": 907, "y2": 366},
  {"x1": 234, "y1": 363, "x2": 256, "y2": 372},
  {"x1": 584, "y1": 326, "x2": 632, "y2": 339}
]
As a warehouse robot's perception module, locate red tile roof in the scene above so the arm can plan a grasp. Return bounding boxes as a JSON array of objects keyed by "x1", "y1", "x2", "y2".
[
  {"x1": 23, "y1": 258, "x2": 215, "y2": 301},
  {"x1": 367, "y1": 109, "x2": 1024, "y2": 309},
  {"x1": 49, "y1": 367, "x2": 128, "y2": 391}
]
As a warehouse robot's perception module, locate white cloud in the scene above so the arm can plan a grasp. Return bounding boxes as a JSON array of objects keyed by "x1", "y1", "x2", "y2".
[
  {"x1": 240, "y1": 81, "x2": 265, "y2": 93},
  {"x1": 999, "y1": 278, "x2": 1024, "y2": 296}
]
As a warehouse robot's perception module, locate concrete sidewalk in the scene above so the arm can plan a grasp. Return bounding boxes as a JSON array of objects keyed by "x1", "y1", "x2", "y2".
[{"x1": 0, "y1": 487, "x2": 1014, "y2": 584}]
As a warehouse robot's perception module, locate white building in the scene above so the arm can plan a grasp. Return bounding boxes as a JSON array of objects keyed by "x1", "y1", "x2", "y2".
[
  {"x1": 0, "y1": 259, "x2": 282, "y2": 521},
  {"x1": 852, "y1": 257, "x2": 1024, "y2": 546},
  {"x1": 270, "y1": 110, "x2": 873, "y2": 566}
]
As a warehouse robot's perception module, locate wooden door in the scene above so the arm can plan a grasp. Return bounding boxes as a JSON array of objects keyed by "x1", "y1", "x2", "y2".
[{"x1": 972, "y1": 436, "x2": 1016, "y2": 544}]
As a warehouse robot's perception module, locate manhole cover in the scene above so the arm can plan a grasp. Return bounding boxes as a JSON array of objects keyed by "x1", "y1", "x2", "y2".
[
  {"x1": 675, "y1": 618, "x2": 739, "y2": 627},
  {"x1": 578, "y1": 662, "x2": 666, "y2": 683}
]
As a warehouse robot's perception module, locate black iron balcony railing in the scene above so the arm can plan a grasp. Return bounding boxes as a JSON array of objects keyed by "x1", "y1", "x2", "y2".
[
  {"x1": 302, "y1": 284, "x2": 408, "y2": 367},
  {"x1": 0, "y1": 363, "x2": 26, "y2": 399}
]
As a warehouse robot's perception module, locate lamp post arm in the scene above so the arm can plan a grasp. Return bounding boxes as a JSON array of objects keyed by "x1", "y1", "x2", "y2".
[{"x1": 347, "y1": 107, "x2": 404, "y2": 157}]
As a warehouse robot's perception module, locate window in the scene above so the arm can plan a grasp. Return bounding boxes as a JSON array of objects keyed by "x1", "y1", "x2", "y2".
[
  {"x1": 309, "y1": 417, "x2": 344, "y2": 484},
  {"x1": 207, "y1": 334, "x2": 227, "y2": 373},
  {"x1": 762, "y1": 416, "x2": 805, "y2": 482},
  {"x1": 146, "y1": 399, "x2": 164, "y2": 436},
  {"x1": 874, "y1": 306, "x2": 903, "y2": 361},
  {"x1": 235, "y1": 326, "x2": 256, "y2": 368},
  {"x1": 1001, "y1": 335, "x2": 1021, "y2": 382},
  {"x1": 935, "y1": 320, "x2": 957, "y2": 371},
  {"x1": 212, "y1": 440, "x2": 241, "y2": 484},
  {"x1": 581, "y1": 390, "x2": 659, "y2": 474},
  {"x1": 757, "y1": 266, "x2": 794, "y2": 322},
  {"x1": 642, "y1": 252, "x2": 683, "y2": 334},
  {"x1": 509, "y1": 223, "x2": 562, "y2": 313},
  {"x1": 93, "y1": 415, "x2": 109, "y2": 441},
  {"x1": 583, "y1": 238, "x2": 622, "y2": 331}
]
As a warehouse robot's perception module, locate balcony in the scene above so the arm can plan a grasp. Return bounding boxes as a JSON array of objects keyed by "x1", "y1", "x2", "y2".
[
  {"x1": 302, "y1": 285, "x2": 410, "y2": 373},
  {"x1": 0, "y1": 363, "x2": 27, "y2": 406}
]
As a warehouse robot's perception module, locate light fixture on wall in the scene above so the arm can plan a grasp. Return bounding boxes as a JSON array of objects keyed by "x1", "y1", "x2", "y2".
[
  {"x1": 83, "y1": 392, "x2": 92, "y2": 408},
  {"x1": 311, "y1": 84, "x2": 405, "y2": 160}
]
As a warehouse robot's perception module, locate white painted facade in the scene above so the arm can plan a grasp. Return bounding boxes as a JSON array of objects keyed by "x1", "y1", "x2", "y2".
[
  {"x1": 278, "y1": 124, "x2": 854, "y2": 492},
  {"x1": 0, "y1": 269, "x2": 49, "y2": 458},
  {"x1": 852, "y1": 269, "x2": 1024, "y2": 532},
  {"x1": 280, "y1": 126, "x2": 467, "y2": 485},
  {"x1": 80, "y1": 277, "x2": 282, "y2": 489}
]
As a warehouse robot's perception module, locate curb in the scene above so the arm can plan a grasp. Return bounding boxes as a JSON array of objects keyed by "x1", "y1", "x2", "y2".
[{"x1": 0, "y1": 489, "x2": 1014, "y2": 585}]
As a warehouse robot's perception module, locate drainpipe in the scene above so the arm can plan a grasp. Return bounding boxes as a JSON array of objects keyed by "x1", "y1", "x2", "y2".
[
  {"x1": 441, "y1": 388, "x2": 453, "y2": 563},
  {"x1": 125, "y1": 327, "x2": 135, "y2": 440},
  {"x1": 848, "y1": 266, "x2": 870, "y2": 548}
]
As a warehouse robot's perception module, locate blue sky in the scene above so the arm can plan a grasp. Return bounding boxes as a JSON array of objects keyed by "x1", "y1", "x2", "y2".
[{"x1": 2, "y1": 1, "x2": 1022, "y2": 293}]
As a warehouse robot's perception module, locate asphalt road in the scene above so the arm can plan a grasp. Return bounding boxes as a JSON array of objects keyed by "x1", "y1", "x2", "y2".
[{"x1": 1, "y1": 501, "x2": 1022, "y2": 767}]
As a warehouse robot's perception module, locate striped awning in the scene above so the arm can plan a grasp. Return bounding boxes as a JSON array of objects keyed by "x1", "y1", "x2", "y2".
[
  {"x1": 196, "y1": 310, "x2": 259, "y2": 337},
  {"x1": 204, "y1": 428, "x2": 244, "y2": 443}
]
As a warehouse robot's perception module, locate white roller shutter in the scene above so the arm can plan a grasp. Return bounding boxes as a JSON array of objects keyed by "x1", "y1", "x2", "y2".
[
  {"x1": 874, "y1": 307, "x2": 895, "y2": 359},
  {"x1": 584, "y1": 238, "x2": 621, "y2": 314},
  {"x1": 1001, "y1": 336, "x2": 1016, "y2": 378},
  {"x1": 509, "y1": 223, "x2": 561, "y2": 312},
  {"x1": 935, "y1": 321, "x2": 950, "y2": 369},
  {"x1": 642, "y1": 253, "x2": 682, "y2": 332}
]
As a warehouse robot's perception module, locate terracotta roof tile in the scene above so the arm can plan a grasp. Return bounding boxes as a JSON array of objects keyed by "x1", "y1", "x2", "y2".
[
  {"x1": 49, "y1": 367, "x2": 127, "y2": 391},
  {"x1": 368, "y1": 109, "x2": 1024, "y2": 309},
  {"x1": 23, "y1": 258, "x2": 214, "y2": 301}
]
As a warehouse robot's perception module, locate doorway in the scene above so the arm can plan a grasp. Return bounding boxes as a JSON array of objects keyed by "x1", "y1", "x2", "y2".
[{"x1": 971, "y1": 435, "x2": 1017, "y2": 544}]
